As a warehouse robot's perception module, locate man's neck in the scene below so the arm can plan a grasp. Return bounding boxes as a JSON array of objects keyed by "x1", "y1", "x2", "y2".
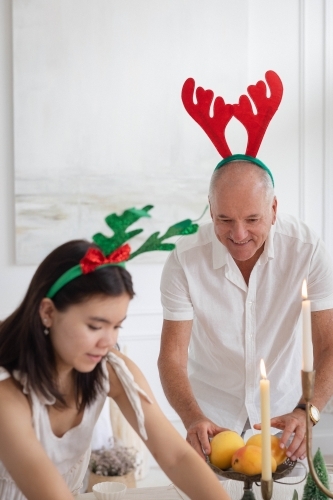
[{"x1": 233, "y1": 245, "x2": 265, "y2": 285}]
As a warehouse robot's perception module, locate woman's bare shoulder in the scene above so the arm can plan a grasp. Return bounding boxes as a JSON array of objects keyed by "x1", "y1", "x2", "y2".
[{"x1": 0, "y1": 375, "x2": 32, "y2": 422}]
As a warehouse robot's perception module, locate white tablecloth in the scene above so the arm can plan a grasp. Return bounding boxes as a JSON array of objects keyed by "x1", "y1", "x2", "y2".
[
  {"x1": 76, "y1": 466, "x2": 333, "y2": 499},
  {"x1": 76, "y1": 478, "x2": 306, "y2": 500},
  {"x1": 76, "y1": 485, "x2": 190, "y2": 499}
]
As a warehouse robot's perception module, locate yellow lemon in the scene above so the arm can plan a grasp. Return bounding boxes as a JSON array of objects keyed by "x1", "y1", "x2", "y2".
[{"x1": 209, "y1": 430, "x2": 245, "y2": 469}]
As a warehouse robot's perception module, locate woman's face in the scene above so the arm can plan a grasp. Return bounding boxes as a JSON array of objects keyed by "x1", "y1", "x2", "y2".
[{"x1": 39, "y1": 294, "x2": 130, "y2": 374}]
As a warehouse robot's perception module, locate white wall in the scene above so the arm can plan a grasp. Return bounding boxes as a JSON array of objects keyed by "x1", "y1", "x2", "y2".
[
  {"x1": 0, "y1": 1, "x2": 35, "y2": 304},
  {"x1": 1, "y1": 0, "x2": 332, "y2": 456}
]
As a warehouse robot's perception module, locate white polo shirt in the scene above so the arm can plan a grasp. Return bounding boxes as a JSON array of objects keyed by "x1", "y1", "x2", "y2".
[{"x1": 160, "y1": 213, "x2": 333, "y2": 434}]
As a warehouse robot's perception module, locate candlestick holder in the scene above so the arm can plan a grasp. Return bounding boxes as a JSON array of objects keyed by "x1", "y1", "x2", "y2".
[
  {"x1": 206, "y1": 458, "x2": 296, "y2": 500},
  {"x1": 302, "y1": 369, "x2": 333, "y2": 498},
  {"x1": 260, "y1": 479, "x2": 273, "y2": 500}
]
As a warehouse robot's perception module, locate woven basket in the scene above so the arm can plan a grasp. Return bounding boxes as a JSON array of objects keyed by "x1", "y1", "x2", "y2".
[{"x1": 87, "y1": 470, "x2": 136, "y2": 492}]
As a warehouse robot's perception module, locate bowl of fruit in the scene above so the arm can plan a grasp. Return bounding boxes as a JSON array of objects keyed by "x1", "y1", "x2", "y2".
[{"x1": 206, "y1": 430, "x2": 296, "y2": 496}]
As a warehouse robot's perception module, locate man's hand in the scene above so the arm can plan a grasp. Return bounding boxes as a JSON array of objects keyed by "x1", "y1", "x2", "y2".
[
  {"x1": 254, "y1": 408, "x2": 308, "y2": 461},
  {"x1": 186, "y1": 417, "x2": 229, "y2": 460}
]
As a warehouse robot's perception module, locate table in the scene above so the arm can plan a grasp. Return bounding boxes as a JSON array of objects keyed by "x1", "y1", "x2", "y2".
[
  {"x1": 76, "y1": 485, "x2": 190, "y2": 499},
  {"x1": 76, "y1": 476, "x2": 306, "y2": 500},
  {"x1": 76, "y1": 463, "x2": 333, "y2": 499}
]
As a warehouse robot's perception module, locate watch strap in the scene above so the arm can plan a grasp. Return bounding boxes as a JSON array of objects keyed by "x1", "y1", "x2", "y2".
[{"x1": 294, "y1": 403, "x2": 320, "y2": 425}]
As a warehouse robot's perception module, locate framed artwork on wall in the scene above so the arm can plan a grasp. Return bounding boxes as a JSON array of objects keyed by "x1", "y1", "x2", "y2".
[{"x1": 12, "y1": 0, "x2": 249, "y2": 264}]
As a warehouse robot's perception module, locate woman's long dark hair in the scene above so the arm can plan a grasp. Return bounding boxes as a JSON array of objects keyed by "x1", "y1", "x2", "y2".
[{"x1": 0, "y1": 240, "x2": 134, "y2": 410}]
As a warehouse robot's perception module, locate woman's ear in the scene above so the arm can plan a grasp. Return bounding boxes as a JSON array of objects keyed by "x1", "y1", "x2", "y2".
[{"x1": 39, "y1": 298, "x2": 56, "y2": 328}]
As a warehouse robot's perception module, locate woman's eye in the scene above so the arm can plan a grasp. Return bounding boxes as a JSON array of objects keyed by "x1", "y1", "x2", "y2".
[
  {"x1": 114, "y1": 325, "x2": 123, "y2": 331},
  {"x1": 88, "y1": 325, "x2": 101, "y2": 331}
]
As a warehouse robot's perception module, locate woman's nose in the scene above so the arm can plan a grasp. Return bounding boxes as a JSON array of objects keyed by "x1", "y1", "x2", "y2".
[{"x1": 98, "y1": 330, "x2": 117, "y2": 348}]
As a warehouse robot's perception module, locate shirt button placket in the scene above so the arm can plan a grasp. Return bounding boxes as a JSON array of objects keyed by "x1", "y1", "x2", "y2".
[{"x1": 245, "y1": 271, "x2": 257, "y2": 424}]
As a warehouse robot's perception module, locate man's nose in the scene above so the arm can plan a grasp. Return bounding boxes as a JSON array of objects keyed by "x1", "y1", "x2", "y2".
[{"x1": 231, "y1": 222, "x2": 248, "y2": 242}]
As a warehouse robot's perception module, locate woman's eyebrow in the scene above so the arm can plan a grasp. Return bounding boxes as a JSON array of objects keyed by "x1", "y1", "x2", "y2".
[
  {"x1": 88, "y1": 316, "x2": 111, "y2": 324},
  {"x1": 88, "y1": 315, "x2": 127, "y2": 324}
]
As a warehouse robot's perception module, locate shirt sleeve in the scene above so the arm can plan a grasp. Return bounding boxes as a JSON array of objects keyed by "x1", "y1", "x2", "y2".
[
  {"x1": 308, "y1": 238, "x2": 333, "y2": 311},
  {"x1": 160, "y1": 249, "x2": 194, "y2": 320}
]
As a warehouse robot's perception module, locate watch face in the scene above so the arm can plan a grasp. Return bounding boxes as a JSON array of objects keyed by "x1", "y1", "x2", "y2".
[{"x1": 310, "y1": 406, "x2": 320, "y2": 422}]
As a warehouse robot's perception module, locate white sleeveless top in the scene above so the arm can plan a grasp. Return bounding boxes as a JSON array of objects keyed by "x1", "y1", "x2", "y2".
[{"x1": 0, "y1": 352, "x2": 152, "y2": 500}]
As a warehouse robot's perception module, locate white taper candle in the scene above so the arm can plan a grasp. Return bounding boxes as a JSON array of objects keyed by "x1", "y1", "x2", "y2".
[
  {"x1": 260, "y1": 359, "x2": 272, "y2": 481},
  {"x1": 302, "y1": 280, "x2": 313, "y2": 372}
]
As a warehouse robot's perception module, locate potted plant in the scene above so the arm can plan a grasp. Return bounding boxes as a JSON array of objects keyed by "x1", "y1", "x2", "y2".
[{"x1": 87, "y1": 440, "x2": 138, "y2": 492}]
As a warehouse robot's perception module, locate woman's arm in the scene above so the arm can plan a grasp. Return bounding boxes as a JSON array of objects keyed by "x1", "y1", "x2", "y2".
[
  {"x1": 107, "y1": 351, "x2": 231, "y2": 500},
  {"x1": 0, "y1": 378, "x2": 74, "y2": 500}
]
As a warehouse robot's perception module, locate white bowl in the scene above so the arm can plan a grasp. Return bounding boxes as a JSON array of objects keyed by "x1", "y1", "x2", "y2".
[{"x1": 92, "y1": 481, "x2": 127, "y2": 500}]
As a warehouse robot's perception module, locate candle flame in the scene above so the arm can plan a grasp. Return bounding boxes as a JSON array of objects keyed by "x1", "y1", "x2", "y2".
[
  {"x1": 302, "y1": 279, "x2": 308, "y2": 300},
  {"x1": 260, "y1": 359, "x2": 267, "y2": 379}
]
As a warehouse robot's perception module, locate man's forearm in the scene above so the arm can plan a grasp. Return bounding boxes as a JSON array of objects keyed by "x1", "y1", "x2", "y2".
[
  {"x1": 158, "y1": 360, "x2": 205, "y2": 429},
  {"x1": 312, "y1": 348, "x2": 333, "y2": 410},
  {"x1": 310, "y1": 309, "x2": 333, "y2": 411}
]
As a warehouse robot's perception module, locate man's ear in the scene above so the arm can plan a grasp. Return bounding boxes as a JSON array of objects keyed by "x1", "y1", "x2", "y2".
[
  {"x1": 272, "y1": 196, "x2": 278, "y2": 224},
  {"x1": 39, "y1": 298, "x2": 56, "y2": 328},
  {"x1": 208, "y1": 197, "x2": 213, "y2": 220}
]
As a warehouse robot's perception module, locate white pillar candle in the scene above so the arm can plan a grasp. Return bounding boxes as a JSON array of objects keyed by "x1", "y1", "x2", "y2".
[
  {"x1": 302, "y1": 280, "x2": 313, "y2": 372},
  {"x1": 260, "y1": 359, "x2": 272, "y2": 481}
]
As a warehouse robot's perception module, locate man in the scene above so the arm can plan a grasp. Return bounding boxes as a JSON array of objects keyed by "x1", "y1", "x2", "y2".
[{"x1": 158, "y1": 160, "x2": 333, "y2": 462}]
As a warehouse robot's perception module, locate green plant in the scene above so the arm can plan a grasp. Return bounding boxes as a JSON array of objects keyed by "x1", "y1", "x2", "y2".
[{"x1": 302, "y1": 448, "x2": 329, "y2": 500}]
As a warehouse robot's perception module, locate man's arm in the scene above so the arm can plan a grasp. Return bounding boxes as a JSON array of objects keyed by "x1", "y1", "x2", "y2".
[
  {"x1": 158, "y1": 319, "x2": 227, "y2": 459},
  {"x1": 256, "y1": 308, "x2": 333, "y2": 460}
]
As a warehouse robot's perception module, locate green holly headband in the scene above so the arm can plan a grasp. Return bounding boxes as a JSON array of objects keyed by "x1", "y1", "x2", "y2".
[
  {"x1": 181, "y1": 70, "x2": 284, "y2": 187},
  {"x1": 46, "y1": 205, "x2": 199, "y2": 299}
]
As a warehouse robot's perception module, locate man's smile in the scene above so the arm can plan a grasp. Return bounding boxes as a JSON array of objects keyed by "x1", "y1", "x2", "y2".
[{"x1": 228, "y1": 238, "x2": 251, "y2": 245}]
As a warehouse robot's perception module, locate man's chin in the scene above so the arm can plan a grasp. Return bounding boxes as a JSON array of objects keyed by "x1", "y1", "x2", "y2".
[{"x1": 227, "y1": 244, "x2": 256, "y2": 262}]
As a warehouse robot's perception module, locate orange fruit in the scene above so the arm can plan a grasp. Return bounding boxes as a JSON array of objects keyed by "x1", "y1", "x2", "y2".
[
  {"x1": 232, "y1": 445, "x2": 277, "y2": 475},
  {"x1": 246, "y1": 434, "x2": 287, "y2": 466}
]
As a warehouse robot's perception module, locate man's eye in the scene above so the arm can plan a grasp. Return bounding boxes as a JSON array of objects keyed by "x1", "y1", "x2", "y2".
[
  {"x1": 114, "y1": 325, "x2": 123, "y2": 331},
  {"x1": 88, "y1": 325, "x2": 101, "y2": 331},
  {"x1": 247, "y1": 219, "x2": 258, "y2": 223}
]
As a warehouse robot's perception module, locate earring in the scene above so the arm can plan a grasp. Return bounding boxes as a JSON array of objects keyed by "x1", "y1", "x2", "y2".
[{"x1": 43, "y1": 318, "x2": 49, "y2": 335}]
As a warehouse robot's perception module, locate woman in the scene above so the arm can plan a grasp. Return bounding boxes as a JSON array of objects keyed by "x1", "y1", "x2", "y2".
[{"x1": 0, "y1": 239, "x2": 230, "y2": 500}]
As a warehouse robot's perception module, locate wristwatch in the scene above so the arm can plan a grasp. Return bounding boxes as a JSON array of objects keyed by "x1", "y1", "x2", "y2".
[{"x1": 294, "y1": 403, "x2": 320, "y2": 426}]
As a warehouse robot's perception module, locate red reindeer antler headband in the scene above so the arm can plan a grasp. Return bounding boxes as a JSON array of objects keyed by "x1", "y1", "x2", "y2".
[{"x1": 181, "y1": 70, "x2": 283, "y2": 186}]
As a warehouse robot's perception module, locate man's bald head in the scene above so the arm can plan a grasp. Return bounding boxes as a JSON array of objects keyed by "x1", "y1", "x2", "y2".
[{"x1": 208, "y1": 161, "x2": 274, "y2": 203}]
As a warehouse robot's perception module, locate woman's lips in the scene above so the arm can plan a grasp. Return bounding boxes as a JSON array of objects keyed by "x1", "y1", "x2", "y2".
[{"x1": 86, "y1": 354, "x2": 103, "y2": 362}]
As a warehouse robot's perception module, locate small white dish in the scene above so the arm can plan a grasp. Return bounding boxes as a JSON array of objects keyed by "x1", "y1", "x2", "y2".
[{"x1": 92, "y1": 481, "x2": 127, "y2": 500}]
